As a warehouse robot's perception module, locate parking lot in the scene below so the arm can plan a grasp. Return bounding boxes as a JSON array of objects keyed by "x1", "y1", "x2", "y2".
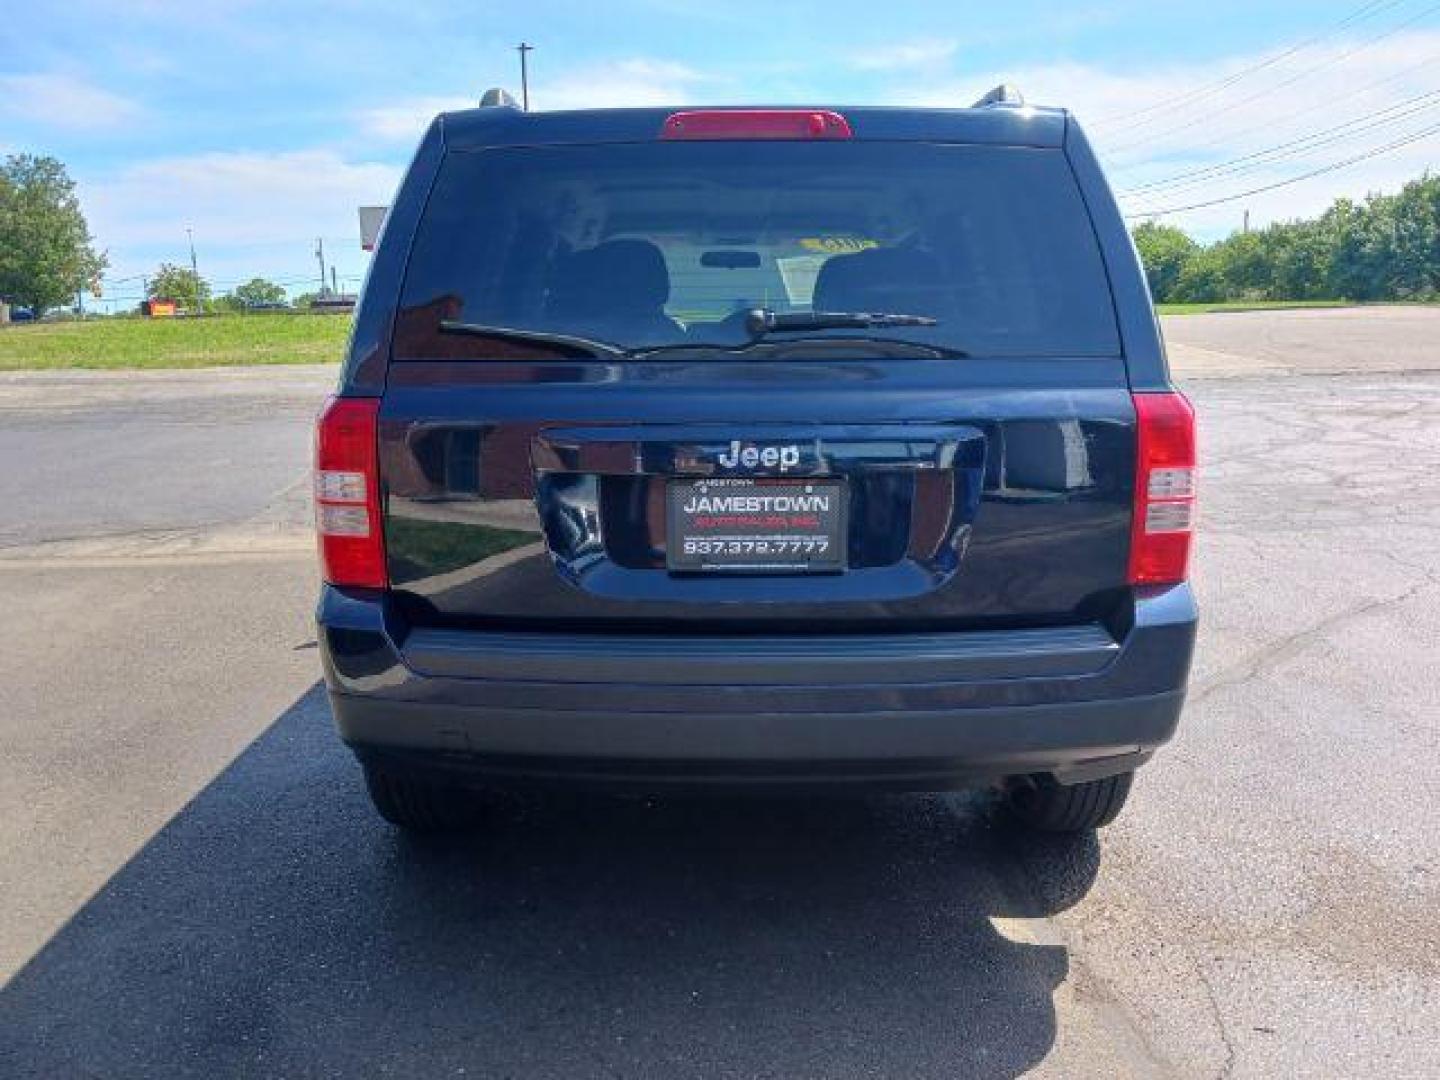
[{"x1": 1, "y1": 307, "x2": 1437, "y2": 1078}]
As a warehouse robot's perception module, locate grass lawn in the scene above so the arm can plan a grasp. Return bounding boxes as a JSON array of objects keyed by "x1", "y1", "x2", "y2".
[
  {"x1": 5, "y1": 301, "x2": 1432, "y2": 369},
  {"x1": 0, "y1": 311, "x2": 352, "y2": 371}
]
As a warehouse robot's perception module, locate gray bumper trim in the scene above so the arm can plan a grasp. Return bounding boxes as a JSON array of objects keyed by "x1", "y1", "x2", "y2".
[
  {"x1": 401, "y1": 623, "x2": 1120, "y2": 685},
  {"x1": 331, "y1": 687, "x2": 1184, "y2": 784}
]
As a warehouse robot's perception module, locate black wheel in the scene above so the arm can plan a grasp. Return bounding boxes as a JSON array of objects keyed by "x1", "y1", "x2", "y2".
[
  {"x1": 1007, "y1": 771, "x2": 1134, "y2": 833},
  {"x1": 362, "y1": 762, "x2": 482, "y2": 832}
]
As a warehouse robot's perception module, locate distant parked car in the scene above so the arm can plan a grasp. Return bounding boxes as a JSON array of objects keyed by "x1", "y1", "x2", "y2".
[{"x1": 8, "y1": 307, "x2": 36, "y2": 322}]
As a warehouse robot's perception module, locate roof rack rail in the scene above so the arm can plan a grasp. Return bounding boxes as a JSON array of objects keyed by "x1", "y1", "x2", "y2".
[
  {"x1": 479, "y1": 87, "x2": 519, "y2": 108},
  {"x1": 972, "y1": 84, "x2": 1025, "y2": 108}
]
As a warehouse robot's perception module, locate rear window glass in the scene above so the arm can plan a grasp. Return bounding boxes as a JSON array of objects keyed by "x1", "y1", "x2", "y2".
[{"x1": 395, "y1": 141, "x2": 1119, "y2": 359}]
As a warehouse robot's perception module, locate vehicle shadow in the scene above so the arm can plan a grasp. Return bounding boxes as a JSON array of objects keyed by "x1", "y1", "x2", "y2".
[{"x1": 0, "y1": 684, "x2": 1101, "y2": 1079}]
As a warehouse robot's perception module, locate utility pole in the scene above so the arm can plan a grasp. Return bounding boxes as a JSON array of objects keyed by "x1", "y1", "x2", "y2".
[
  {"x1": 1242, "y1": 209, "x2": 1250, "y2": 234},
  {"x1": 315, "y1": 238, "x2": 327, "y2": 296},
  {"x1": 517, "y1": 42, "x2": 533, "y2": 111},
  {"x1": 331, "y1": 266, "x2": 338, "y2": 295},
  {"x1": 186, "y1": 227, "x2": 200, "y2": 314}
]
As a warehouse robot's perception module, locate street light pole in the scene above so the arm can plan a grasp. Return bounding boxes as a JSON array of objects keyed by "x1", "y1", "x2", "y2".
[
  {"x1": 517, "y1": 42, "x2": 533, "y2": 111},
  {"x1": 186, "y1": 227, "x2": 200, "y2": 314},
  {"x1": 315, "y1": 238, "x2": 327, "y2": 296}
]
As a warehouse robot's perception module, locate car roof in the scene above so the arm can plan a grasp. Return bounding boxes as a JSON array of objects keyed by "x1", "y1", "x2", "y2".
[{"x1": 436, "y1": 104, "x2": 1070, "y2": 151}]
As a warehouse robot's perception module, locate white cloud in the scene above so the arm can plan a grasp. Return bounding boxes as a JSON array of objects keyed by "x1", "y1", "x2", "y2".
[
  {"x1": 80, "y1": 150, "x2": 402, "y2": 293},
  {"x1": 884, "y1": 30, "x2": 1440, "y2": 238},
  {"x1": 0, "y1": 73, "x2": 143, "y2": 131},
  {"x1": 355, "y1": 58, "x2": 712, "y2": 142},
  {"x1": 848, "y1": 39, "x2": 957, "y2": 72},
  {"x1": 357, "y1": 96, "x2": 471, "y2": 142},
  {"x1": 84, "y1": 149, "x2": 400, "y2": 247},
  {"x1": 538, "y1": 58, "x2": 707, "y2": 111}
]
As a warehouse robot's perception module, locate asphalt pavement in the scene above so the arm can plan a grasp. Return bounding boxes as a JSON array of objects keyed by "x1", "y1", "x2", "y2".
[{"x1": 1, "y1": 308, "x2": 1437, "y2": 1078}]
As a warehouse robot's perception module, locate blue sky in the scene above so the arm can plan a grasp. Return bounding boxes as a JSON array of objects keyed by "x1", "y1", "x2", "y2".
[{"x1": 3, "y1": 0, "x2": 1438, "y2": 311}]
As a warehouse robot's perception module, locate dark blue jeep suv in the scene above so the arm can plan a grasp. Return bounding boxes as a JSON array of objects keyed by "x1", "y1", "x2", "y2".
[{"x1": 314, "y1": 92, "x2": 1197, "y2": 834}]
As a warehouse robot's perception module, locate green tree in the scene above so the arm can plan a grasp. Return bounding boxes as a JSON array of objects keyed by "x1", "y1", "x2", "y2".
[
  {"x1": 1170, "y1": 245, "x2": 1228, "y2": 303},
  {"x1": 1131, "y1": 221, "x2": 1197, "y2": 303},
  {"x1": 0, "y1": 154, "x2": 107, "y2": 314},
  {"x1": 1133, "y1": 170, "x2": 1440, "y2": 305},
  {"x1": 1386, "y1": 175, "x2": 1439, "y2": 298},
  {"x1": 148, "y1": 263, "x2": 211, "y2": 312},
  {"x1": 1266, "y1": 219, "x2": 1332, "y2": 301},
  {"x1": 1212, "y1": 230, "x2": 1274, "y2": 300},
  {"x1": 230, "y1": 277, "x2": 287, "y2": 307}
]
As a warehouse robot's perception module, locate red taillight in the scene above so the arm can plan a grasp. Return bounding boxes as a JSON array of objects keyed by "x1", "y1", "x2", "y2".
[
  {"x1": 660, "y1": 109, "x2": 853, "y2": 140},
  {"x1": 1128, "y1": 391, "x2": 1197, "y2": 586},
  {"x1": 314, "y1": 395, "x2": 386, "y2": 588}
]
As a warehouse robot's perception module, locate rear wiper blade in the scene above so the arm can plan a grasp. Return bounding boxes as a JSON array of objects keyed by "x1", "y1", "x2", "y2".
[
  {"x1": 628, "y1": 335, "x2": 968, "y2": 360},
  {"x1": 625, "y1": 307, "x2": 960, "y2": 360},
  {"x1": 438, "y1": 320, "x2": 626, "y2": 360},
  {"x1": 745, "y1": 307, "x2": 939, "y2": 336}
]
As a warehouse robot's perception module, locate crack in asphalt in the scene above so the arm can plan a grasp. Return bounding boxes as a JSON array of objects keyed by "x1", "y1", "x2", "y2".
[
  {"x1": 1188, "y1": 577, "x2": 1434, "y2": 709},
  {"x1": 1192, "y1": 956, "x2": 1238, "y2": 1080}
]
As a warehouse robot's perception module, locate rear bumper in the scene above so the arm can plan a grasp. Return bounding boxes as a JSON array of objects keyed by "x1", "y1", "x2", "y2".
[{"x1": 318, "y1": 584, "x2": 1196, "y2": 790}]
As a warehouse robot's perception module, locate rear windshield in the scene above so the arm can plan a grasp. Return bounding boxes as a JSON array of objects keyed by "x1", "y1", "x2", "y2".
[{"x1": 395, "y1": 141, "x2": 1119, "y2": 359}]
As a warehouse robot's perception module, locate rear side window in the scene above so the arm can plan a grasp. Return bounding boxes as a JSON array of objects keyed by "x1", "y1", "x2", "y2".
[{"x1": 396, "y1": 141, "x2": 1119, "y2": 358}]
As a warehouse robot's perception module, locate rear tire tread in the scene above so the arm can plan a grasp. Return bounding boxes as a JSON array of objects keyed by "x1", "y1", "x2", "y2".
[
  {"x1": 1008, "y1": 770, "x2": 1133, "y2": 832},
  {"x1": 363, "y1": 763, "x2": 479, "y2": 832}
]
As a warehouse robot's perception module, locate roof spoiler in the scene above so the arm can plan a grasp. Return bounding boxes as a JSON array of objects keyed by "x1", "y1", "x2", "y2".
[{"x1": 972, "y1": 84, "x2": 1025, "y2": 108}]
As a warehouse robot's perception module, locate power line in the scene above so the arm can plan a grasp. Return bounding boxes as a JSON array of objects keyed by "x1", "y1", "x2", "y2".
[
  {"x1": 1108, "y1": 47, "x2": 1440, "y2": 174},
  {"x1": 1091, "y1": 0, "x2": 1404, "y2": 131},
  {"x1": 1118, "y1": 86, "x2": 1440, "y2": 196},
  {"x1": 99, "y1": 272, "x2": 351, "y2": 291},
  {"x1": 1106, "y1": 0, "x2": 1440, "y2": 153},
  {"x1": 1123, "y1": 117, "x2": 1440, "y2": 217},
  {"x1": 94, "y1": 271, "x2": 363, "y2": 298}
]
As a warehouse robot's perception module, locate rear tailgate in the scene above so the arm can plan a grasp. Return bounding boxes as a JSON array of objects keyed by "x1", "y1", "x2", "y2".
[{"x1": 380, "y1": 356, "x2": 1133, "y2": 631}]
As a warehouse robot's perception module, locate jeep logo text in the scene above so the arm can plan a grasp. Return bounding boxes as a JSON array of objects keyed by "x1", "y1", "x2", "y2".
[{"x1": 716, "y1": 440, "x2": 801, "y2": 471}]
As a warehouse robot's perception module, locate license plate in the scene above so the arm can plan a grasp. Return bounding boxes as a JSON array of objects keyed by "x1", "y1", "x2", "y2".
[{"x1": 665, "y1": 478, "x2": 847, "y2": 573}]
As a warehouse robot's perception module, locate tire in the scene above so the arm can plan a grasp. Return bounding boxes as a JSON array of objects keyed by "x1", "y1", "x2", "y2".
[
  {"x1": 362, "y1": 762, "x2": 481, "y2": 832},
  {"x1": 1007, "y1": 771, "x2": 1134, "y2": 833}
]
